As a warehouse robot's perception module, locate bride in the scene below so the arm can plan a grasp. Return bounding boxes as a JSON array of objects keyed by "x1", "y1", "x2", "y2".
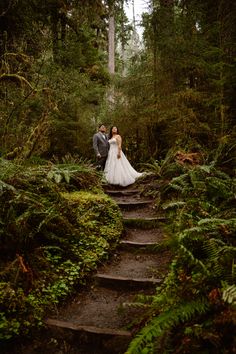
[{"x1": 104, "y1": 126, "x2": 143, "y2": 187}]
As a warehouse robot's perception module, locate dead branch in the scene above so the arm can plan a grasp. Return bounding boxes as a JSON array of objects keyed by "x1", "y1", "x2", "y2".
[
  {"x1": 3, "y1": 52, "x2": 31, "y2": 65},
  {"x1": 0, "y1": 73, "x2": 34, "y2": 90},
  {"x1": 16, "y1": 254, "x2": 29, "y2": 273}
]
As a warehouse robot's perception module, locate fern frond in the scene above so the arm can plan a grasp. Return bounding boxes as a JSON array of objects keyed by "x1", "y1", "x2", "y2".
[
  {"x1": 203, "y1": 238, "x2": 236, "y2": 280},
  {"x1": 0, "y1": 180, "x2": 15, "y2": 194},
  {"x1": 206, "y1": 176, "x2": 232, "y2": 199},
  {"x1": 222, "y1": 284, "x2": 236, "y2": 305},
  {"x1": 170, "y1": 173, "x2": 189, "y2": 187},
  {"x1": 197, "y1": 164, "x2": 213, "y2": 174},
  {"x1": 36, "y1": 207, "x2": 60, "y2": 233},
  {"x1": 125, "y1": 299, "x2": 209, "y2": 354},
  {"x1": 188, "y1": 168, "x2": 205, "y2": 185},
  {"x1": 141, "y1": 160, "x2": 161, "y2": 175},
  {"x1": 161, "y1": 162, "x2": 185, "y2": 178},
  {"x1": 167, "y1": 183, "x2": 183, "y2": 192},
  {"x1": 179, "y1": 245, "x2": 210, "y2": 275},
  {"x1": 198, "y1": 218, "x2": 236, "y2": 227},
  {"x1": 178, "y1": 227, "x2": 205, "y2": 240},
  {"x1": 162, "y1": 201, "x2": 186, "y2": 210}
]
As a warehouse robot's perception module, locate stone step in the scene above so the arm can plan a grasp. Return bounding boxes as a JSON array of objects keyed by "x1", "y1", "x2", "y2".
[
  {"x1": 117, "y1": 200, "x2": 153, "y2": 209},
  {"x1": 119, "y1": 239, "x2": 160, "y2": 251},
  {"x1": 45, "y1": 318, "x2": 131, "y2": 354},
  {"x1": 45, "y1": 286, "x2": 150, "y2": 331},
  {"x1": 105, "y1": 189, "x2": 140, "y2": 196},
  {"x1": 44, "y1": 284, "x2": 155, "y2": 354},
  {"x1": 46, "y1": 318, "x2": 131, "y2": 337},
  {"x1": 123, "y1": 216, "x2": 166, "y2": 229},
  {"x1": 96, "y1": 250, "x2": 168, "y2": 284},
  {"x1": 94, "y1": 273, "x2": 162, "y2": 289},
  {"x1": 123, "y1": 227, "x2": 165, "y2": 244}
]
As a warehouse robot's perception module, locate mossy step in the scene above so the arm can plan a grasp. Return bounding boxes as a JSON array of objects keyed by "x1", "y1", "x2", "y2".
[
  {"x1": 123, "y1": 216, "x2": 166, "y2": 229},
  {"x1": 94, "y1": 273, "x2": 162, "y2": 289},
  {"x1": 123, "y1": 216, "x2": 166, "y2": 221},
  {"x1": 105, "y1": 189, "x2": 140, "y2": 196}
]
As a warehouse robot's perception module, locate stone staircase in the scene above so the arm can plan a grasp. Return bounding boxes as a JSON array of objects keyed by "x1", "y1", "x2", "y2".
[{"x1": 44, "y1": 185, "x2": 171, "y2": 354}]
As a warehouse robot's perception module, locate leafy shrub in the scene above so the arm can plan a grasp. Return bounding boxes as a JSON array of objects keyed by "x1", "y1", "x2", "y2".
[
  {"x1": 0, "y1": 159, "x2": 122, "y2": 341},
  {"x1": 126, "y1": 161, "x2": 236, "y2": 354}
]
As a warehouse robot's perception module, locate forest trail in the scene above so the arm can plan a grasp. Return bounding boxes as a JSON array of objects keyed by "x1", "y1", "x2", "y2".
[
  {"x1": 8, "y1": 184, "x2": 172, "y2": 354},
  {"x1": 42, "y1": 184, "x2": 172, "y2": 354}
]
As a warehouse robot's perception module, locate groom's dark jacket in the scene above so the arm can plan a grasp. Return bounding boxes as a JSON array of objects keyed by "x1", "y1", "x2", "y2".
[{"x1": 93, "y1": 132, "x2": 109, "y2": 157}]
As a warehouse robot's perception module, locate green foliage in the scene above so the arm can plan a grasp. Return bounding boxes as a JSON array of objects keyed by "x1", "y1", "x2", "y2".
[
  {"x1": 126, "y1": 157, "x2": 236, "y2": 353},
  {"x1": 105, "y1": 0, "x2": 236, "y2": 168},
  {"x1": 0, "y1": 159, "x2": 122, "y2": 341},
  {"x1": 47, "y1": 162, "x2": 101, "y2": 190},
  {"x1": 125, "y1": 299, "x2": 210, "y2": 354},
  {"x1": 0, "y1": 0, "x2": 110, "y2": 159},
  {"x1": 222, "y1": 283, "x2": 236, "y2": 306},
  {"x1": 141, "y1": 150, "x2": 186, "y2": 180}
]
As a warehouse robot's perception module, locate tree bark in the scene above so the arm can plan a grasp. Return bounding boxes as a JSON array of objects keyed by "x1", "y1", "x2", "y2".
[{"x1": 108, "y1": 6, "x2": 115, "y2": 74}]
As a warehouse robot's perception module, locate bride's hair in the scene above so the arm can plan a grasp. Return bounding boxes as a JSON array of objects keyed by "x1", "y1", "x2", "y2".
[{"x1": 109, "y1": 126, "x2": 120, "y2": 139}]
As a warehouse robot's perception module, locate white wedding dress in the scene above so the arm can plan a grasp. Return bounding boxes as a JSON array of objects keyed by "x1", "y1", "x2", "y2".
[{"x1": 104, "y1": 137, "x2": 143, "y2": 187}]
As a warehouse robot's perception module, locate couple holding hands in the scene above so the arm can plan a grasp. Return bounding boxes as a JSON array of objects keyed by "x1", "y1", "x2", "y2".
[{"x1": 93, "y1": 124, "x2": 143, "y2": 187}]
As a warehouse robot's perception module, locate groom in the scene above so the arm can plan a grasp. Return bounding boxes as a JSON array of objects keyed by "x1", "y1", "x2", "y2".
[{"x1": 93, "y1": 124, "x2": 109, "y2": 171}]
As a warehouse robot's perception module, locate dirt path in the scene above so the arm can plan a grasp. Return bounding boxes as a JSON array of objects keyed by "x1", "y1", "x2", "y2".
[{"x1": 6, "y1": 184, "x2": 172, "y2": 354}]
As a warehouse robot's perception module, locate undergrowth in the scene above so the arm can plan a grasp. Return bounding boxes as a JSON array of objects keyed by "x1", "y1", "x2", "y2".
[
  {"x1": 126, "y1": 154, "x2": 236, "y2": 354},
  {"x1": 0, "y1": 159, "x2": 122, "y2": 341}
]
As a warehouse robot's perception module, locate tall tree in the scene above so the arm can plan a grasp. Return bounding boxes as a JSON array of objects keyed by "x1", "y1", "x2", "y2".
[
  {"x1": 108, "y1": 0, "x2": 236, "y2": 164},
  {"x1": 0, "y1": 0, "x2": 110, "y2": 158},
  {"x1": 108, "y1": 3, "x2": 115, "y2": 74}
]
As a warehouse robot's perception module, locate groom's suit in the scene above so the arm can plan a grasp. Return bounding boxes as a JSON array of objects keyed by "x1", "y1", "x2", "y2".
[{"x1": 93, "y1": 131, "x2": 110, "y2": 170}]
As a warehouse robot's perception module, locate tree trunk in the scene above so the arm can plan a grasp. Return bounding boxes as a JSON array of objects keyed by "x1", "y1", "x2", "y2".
[
  {"x1": 107, "y1": 3, "x2": 115, "y2": 104},
  {"x1": 108, "y1": 6, "x2": 115, "y2": 74}
]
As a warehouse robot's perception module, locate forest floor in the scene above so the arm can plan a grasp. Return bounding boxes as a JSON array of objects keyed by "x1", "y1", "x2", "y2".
[{"x1": 3, "y1": 183, "x2": 172, "y2": 354}]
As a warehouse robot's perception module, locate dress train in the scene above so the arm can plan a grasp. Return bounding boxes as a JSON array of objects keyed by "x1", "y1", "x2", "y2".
[{"x1": 104, "y1": 137, "x2": 142, "y2": 187}]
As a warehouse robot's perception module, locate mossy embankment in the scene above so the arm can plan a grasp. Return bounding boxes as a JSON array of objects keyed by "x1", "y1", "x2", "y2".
[{"x1": 0, "y1": 159, "x2": 122, "y2": 342}]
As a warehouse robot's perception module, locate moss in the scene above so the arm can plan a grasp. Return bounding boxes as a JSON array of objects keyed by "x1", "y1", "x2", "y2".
[{"x1": 0, "y1": 161, "x2": 123, "y2": 341}]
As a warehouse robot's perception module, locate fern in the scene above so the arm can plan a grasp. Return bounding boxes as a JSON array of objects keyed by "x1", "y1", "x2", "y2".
[
  {"x1": 138, "y1": 158, "x2": 236, "y2": 352},
  {"x1": 197, "y1": 164, "x2": 213, "y2": 174},
  {"x1": 222, "y1": 284, "x2": 236, "y2": 305},
  {"x1": 179, "y1": 245, "x2": 210, "y2": 275},
  {"x1": 178, "y1": 218, "x2": 236, "y2": 240},
  {"x1": 60, "y1": 153, "x2": 92, "y2": 166},
  {"x1": 141, "y1": 159, "x2": 161, "y2": 176},
  {"x1": 162, "y1": 200, "x2": 186, "y2": 210},
  {"x1": 202, "y1": 238, "x2": 236, "y2": 280},
  {"x1": 188, "y1": 168, "x2": 208, "y2": 189},
  {"x1": 125, "y1": 299, "x2": 209, "y2": 354},
  {"x1": 206, "y1": 176, "x2": 233, "y2": 200},
  {"x1": 198, "y1": 217, "x2": 236, "y2": 227},
  {"x1": 170, "y1": 173, "x2": 189, "y2": 188},
  {"x1": 0, "y1": 159, "x2": 24, "y2": 181},
  {"x1": 0, "y1": 180, "x2": 15, "y2": 194},
  {"x1": 167, "y1": 183, "x2": 183, "y2": 193}
]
